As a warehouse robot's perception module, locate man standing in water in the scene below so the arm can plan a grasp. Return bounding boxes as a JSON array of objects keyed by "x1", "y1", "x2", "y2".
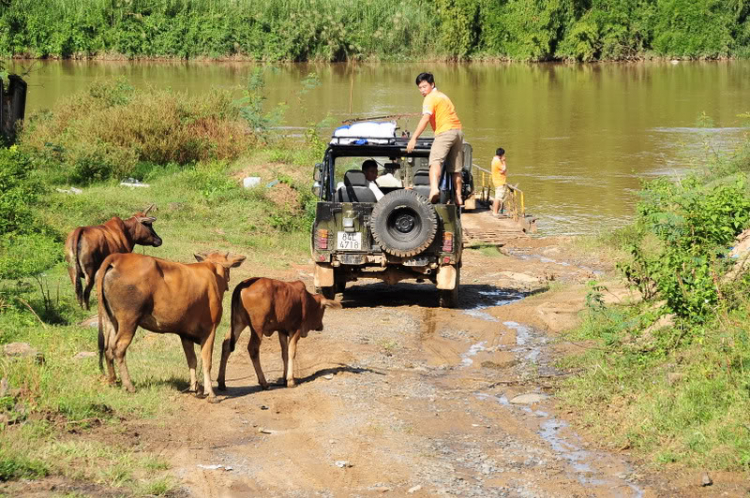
[{"x1": 406, "y1": 72, "x2": 464, "y2": 205}]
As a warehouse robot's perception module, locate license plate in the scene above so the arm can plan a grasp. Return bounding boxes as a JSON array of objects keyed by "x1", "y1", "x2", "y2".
[{"x1": 337, "y1": 232, "x2": 362, "y2": 251}]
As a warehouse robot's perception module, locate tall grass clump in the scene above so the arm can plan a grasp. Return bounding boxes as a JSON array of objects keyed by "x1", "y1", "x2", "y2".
[
  {"x1": 20, "y1": 79, "x2": 254, "y2": 184},
  {"x1": 558, "y1": 134, "x2": 750, "y2": 471}
]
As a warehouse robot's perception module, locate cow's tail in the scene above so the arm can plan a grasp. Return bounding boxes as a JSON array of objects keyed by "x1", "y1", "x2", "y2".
[
  {"x1": 97, "y1": 258, "x2": 117, "y2": 372},
  {"x1": 67, "y1": 227, "x2": 85, "y2": 305},
  {"x1": 229, "y1": 277, "x2": 260, "y2": 353}
]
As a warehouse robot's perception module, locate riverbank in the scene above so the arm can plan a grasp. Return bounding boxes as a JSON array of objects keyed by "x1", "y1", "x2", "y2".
[{"x1": 2, "y1": 0, "x2": 749, "y2": 62}]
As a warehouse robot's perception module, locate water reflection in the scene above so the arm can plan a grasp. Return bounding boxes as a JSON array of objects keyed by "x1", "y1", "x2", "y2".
[{"x1": 11, "y1": 60, "x2": 750, "y2": 235}]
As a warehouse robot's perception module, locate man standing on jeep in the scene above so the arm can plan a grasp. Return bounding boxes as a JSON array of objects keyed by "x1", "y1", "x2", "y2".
[{"x1": 406, "y1": 72, "x2": 464, "y2": 206}]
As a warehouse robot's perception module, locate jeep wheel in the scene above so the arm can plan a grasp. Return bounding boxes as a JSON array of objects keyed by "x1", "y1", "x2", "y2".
[
  {"x1": 370, "y1": 190, "x2": 438, "y2": 258},
  {"x1": 438, "y1": 267, "x2": 460, "y2": 308}
]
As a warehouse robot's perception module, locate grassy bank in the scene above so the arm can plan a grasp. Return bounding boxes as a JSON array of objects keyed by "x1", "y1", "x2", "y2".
[
  {"x1": 1, "y1": 0, "x2": 749, "y2": 62},
  {"x1": 0, "y1": 79, "x2": 317, "y2": 493},
  {"x1": 557, "y1": 134, "x2": 750, "y2": 472}
]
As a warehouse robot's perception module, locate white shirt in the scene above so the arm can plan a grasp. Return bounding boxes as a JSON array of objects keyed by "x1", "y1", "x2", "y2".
[
  {"x1": 368, "y1": 181, "x2": 384, "y2": 201},
  {"x1": 376, "y1": 173, "x2": 403, "y2": 188}
]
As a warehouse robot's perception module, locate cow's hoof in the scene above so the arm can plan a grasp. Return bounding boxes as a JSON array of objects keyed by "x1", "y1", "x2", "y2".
[
  {"x1": 287, "y1": 381, "x2": 296, "y2": 388},
  {"x1": 207, "y1": 395, "x2": 219, "y2": 404},
  {"x1": 217, "y1": 383, "x2": 227, "y2": 392},
  {"x1": 124, "y1": 385, "x2": 136, "y2": 394},
  {"x1": 260, "y1": 383, "x2": 270, "y2": 390}
]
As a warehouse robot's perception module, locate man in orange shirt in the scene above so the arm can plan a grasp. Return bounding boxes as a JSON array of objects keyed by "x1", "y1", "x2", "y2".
[
  {"x1": 491, "y1": 147, "x2": 508, "y2": 217},
  {"x1": 406, "y1": 72, "x2": 464, "y2": 205}
]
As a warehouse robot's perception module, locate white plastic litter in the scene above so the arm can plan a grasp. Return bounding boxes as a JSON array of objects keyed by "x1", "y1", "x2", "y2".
[
  {"x1": 197, "y1": 464, "x2": 233, "y2": 471},
  {"x1": 120, "y1": 178, "x2": 150, "y2": 188},
  {"x1": 243, "y1": 177, "x2": 261, "y2": 188}
]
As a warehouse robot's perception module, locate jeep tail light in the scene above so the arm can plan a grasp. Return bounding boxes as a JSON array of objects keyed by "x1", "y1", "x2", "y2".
[
  {"x1": 316, "y1": 228, "x2": 329, "y2": 250},
  {"x1": 442, "y1": 232, "x2": 454, "y2": 252}
]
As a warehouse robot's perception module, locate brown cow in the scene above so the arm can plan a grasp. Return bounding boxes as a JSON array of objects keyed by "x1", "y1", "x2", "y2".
[
  {"x1": 217, "y1": 278, "x2": 342, "y2": 391},
  {"x1": 65, "y1": 204, "x2": 162, "y2": 310},
  {"x1": 97, "y1": 251, "x2": 246, "y2": 400}
]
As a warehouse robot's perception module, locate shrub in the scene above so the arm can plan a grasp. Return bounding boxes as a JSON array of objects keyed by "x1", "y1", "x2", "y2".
[
  {"x1": 620, "y1": 174, "x2": 750, "y2": 321},
  {"x1": 0, "y1": 147, "x2": 61, "y2": 282},
  {"x1": 0, "y1": 146, "x2": 40, "y2": 235},
  {"x1": 20, "y1": 80, "x2": 255, "y2": 184},
  {"x1": 0, "y1": 232, "x2": 61, "y2": 281}
]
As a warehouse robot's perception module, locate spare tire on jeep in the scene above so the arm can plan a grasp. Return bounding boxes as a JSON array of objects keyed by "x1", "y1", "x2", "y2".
[{"x1": 370, "y1": 190, "x2": 438, "y2": 258}]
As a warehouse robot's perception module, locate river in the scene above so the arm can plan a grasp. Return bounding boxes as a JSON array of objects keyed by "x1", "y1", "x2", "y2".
[{"x1": 11, "y1": 60, "x2": 750, "y2": 235}]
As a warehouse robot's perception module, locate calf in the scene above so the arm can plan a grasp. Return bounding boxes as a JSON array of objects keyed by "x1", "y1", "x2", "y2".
[
  {"x1": 65, "y1": 204, "x2": 162, "y2": 310},
  {"x1": 217, "y1": 278, "x2": 341, "y2": 391},
  {"x1": 97, "y1": 251, "x2": 245, "y2": 400}
]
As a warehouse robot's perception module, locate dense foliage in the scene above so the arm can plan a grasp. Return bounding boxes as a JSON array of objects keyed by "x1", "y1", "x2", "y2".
[{"x1": 0, "y1": 0, "x2": 748, "y2": 61}]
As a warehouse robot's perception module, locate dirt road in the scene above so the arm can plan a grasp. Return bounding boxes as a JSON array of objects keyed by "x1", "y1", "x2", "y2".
[{"x1": 121, "y1": 209, "x2": 683, "y2": 498}]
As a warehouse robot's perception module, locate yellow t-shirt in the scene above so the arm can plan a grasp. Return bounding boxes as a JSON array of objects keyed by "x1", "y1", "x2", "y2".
[
  {"x1": 422, "y1": 89, "x2": 462, "y2": 135},
  {"x1": 491, "y1": 156, "x2": 506, "y2": 186}
]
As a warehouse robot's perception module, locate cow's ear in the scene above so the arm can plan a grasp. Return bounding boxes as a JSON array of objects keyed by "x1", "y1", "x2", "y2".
[
  {"x1": 136, "y1": 216, "x2": 156, "y2": 224},
  {"x1": 322, "y1": 298, "x2": 343, "y2": 310},
  {"x1": 194, "y1": 252, "x2": 208, "y2": 262},
  {"x1": 227, "y1": 254, "x2": 246, "y2": 268}
]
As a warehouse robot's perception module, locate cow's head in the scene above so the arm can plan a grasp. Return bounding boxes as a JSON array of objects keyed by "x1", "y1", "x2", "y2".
[
  {"x1": 194, "y1": 251, "x2": 246, "y2": 284},
  {"x1": 131, "y1": 204, "x2": 162, "y2": 247},
  {"x1": 308, "y1": 293, "x2": 343, "y2": 332}
]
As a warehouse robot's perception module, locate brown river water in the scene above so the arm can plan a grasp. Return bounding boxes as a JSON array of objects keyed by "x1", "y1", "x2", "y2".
[{"x1": 11, "y1": 60, "x2": 750, "y2": 235}]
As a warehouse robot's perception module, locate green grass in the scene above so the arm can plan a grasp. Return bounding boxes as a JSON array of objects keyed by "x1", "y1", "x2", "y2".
[
  {"x1": 557, "y1": 302, "x2": 750, "y2": 471},
  {"x1": 1, "y1": 439, "x2": 176, "y2": 495},
  {"x1": 472, "y1": 245, "x2": 505, "y2": 258}
]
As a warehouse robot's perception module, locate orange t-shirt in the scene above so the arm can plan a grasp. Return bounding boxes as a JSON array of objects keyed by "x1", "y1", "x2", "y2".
[
  {"x1": 491, "y1": 156, "x2": 506, "y2": 186},
  {"x1": 422, "y1": 89, "x2": 462, "y2": 135}
]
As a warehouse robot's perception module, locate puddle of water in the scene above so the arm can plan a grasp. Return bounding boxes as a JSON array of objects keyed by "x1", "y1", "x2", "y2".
[
  {"x1": 461, "y1": 341, "x2": 487, "y2": 367},
  {"x1": 539, "y1": 418, "x2": 645, "y2": 496},
  {"x1": 503, "y1": 321, "x2": 543, "y2": 363},
  {"x1": 464, "y1": 289, "x2": 527, "y2": 322},
  {"x1": 477, "y1": 386, "x2": 645, "y2": 496},
  {"x1": 475, "y1": 392, "x2": 510, "y2": 406}
]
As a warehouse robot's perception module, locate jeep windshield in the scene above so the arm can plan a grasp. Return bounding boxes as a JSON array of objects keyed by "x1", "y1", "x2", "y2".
[{"x1": 318, "y1": 139, "x2": 435, "y2": 203}]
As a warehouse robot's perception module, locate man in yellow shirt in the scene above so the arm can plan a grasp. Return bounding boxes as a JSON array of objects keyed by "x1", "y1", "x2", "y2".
[
  {"x1": 406, "y1": 72, "x2": 464, "y2": 206},
  {"x1": 491, "y1": 147, "x2": 508, "y2": 217}
]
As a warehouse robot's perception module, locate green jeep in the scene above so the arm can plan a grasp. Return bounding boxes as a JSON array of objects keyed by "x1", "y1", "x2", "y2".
[{"x1": 310, "y1": 128, "x2": 473, "y2": 308}]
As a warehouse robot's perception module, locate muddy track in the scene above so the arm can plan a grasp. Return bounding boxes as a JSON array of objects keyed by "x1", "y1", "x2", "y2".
[
  {"x1": 125, "y1": 210, "x2": 675, "y2": 498},
  {"x1": 14, "y1": 210, "x2": 728, "y2": 497}
]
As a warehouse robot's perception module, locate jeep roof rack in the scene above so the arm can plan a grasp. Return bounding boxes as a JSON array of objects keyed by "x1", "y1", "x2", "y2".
[
  {"x1": 326, "y1": 138, "x2": 434, "y2": 158},
  {"x1": 328, "y1": 136, "x2": 434, "y2": 148}
]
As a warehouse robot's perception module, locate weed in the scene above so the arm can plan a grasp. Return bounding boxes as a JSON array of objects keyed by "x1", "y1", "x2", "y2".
[
  {"x1": 0, "y1": 449, "x2": 49, "y2": 481},
  {"x1": 138, "y1": 476, "x2": 175, "y2": 496}
]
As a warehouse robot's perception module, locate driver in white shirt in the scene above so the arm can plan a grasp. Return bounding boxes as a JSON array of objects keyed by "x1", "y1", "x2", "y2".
[{"x1": 362, "y1": 159, "x2": 385, "y2": 201}]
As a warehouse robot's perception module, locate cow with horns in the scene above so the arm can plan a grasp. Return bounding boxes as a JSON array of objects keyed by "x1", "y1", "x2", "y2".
[{"x1": 64, "y1": 204, "x2": 162, "y2": 310}]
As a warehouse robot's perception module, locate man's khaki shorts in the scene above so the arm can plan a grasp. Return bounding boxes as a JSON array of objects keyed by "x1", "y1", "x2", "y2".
[
  {"x1": 495, "y1": 184, "x2": 508, "y2": 202},
  {"x1": 429, "y1": 128, "x2": 464, "y2": 173}
]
